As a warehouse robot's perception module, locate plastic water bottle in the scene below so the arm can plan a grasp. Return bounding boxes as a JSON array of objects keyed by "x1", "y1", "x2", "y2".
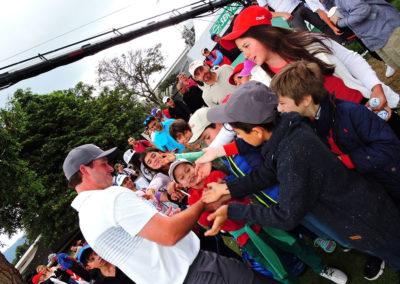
[
  {"x1": 377, "y1": 110, "x2": 389, "y2": 120},
  {"x1": 369, "y1": 98, "x2": 380, "y2": 108}
]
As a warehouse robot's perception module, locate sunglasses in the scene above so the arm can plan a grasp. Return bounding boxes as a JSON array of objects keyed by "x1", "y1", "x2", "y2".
[{"x1": 143, "y1": 116, "x2": 152, "y2": 125}]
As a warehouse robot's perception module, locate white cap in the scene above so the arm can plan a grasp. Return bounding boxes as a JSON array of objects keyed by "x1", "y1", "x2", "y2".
[
  {"x1": 115, "y1": 174, "x2": 129, "y2": 186},
  {"x1": 162, "y1": 97, "x2": 171, "y2": 104},
  {"x1": 168, "y1": 159, "x2": 193, "y2": 184},
  {"x1": 123, "y1": 149, "x2": 135, "y2": 165},
  {"x1": 189, "y1": 60, "x2": 204, "y2": 77},
  {"x1": 188, "y1": 107, "x2": 212, "y2": 143}
]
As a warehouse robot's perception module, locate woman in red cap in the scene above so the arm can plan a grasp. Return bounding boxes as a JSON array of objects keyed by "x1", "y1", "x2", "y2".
[{"x1": 219, "y1": 6, "x2": 399, "y2": 129}]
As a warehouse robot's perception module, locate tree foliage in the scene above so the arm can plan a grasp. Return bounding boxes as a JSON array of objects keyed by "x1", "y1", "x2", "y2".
[
  {"x1": 11, "y1": 242, "x2": 30, "y2": 265},
  {"x1": 0, "y1": 83, "x2": 149, "y2": 245},
  {"x1": 96, "y1": 44, "x2": 166, "y2": 105}
]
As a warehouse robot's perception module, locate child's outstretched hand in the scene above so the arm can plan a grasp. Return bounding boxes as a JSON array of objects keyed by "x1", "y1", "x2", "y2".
[
  {"x1": 195, "y1": 161, "x2": 212, "y2": 184},
  {"x1": 202, "y1": 182, "x2": 230, "y2": 203},
  {"x1": 195, "y1": 146, "x2": 226, "y2": 164},
  {"x1": 204, "y1": 205, "x2": 228, "y2": 236}
]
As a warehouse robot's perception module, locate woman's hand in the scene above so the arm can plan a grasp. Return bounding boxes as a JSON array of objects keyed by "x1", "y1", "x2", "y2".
[
  {"x1": 160, "y1": 152, "x2": 176, "y2": 166},
  {"x1": 204, "y1": 205, "x2": 228, "y2": 236},
  {"x1": 366, "y1": 84, "x2": 392, "y2": 121}
]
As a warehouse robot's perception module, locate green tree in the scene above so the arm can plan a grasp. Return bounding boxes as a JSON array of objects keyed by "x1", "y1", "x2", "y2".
[
  {"x1": 0, "y1": 83, "x2": 149, "y2": 245},
  {"x1": 12, "y1": 242, "x2": 30, "y2": 265},
  {"x1": 96, "y1": 44, "x2": 166, "y2": 104}
]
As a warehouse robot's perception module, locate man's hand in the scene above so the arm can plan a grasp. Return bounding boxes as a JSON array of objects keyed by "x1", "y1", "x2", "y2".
[
  {"x1": 204, "y1": 205, "x2": 228, "y2": 236},
  {"x1": 281, "y1": 12, "x2": 293, "y2": 21},
  {"x1": 195, "y1": 146, "x2": 226, "y2": 164},
  {"x1": 330, "y1": 17, "x2": 339, "y2": 25},
  {"x1": 331, "y1": 25, "x2": 343, "y2": 35},
  {"x1": 202, "y1": 182, "x2": 230, "y2": 203}
]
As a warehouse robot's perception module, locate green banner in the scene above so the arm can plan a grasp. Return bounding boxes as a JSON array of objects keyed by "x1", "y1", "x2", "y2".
[{"x1": 209, "y1": 4, "x2": 241, "y2": 35}]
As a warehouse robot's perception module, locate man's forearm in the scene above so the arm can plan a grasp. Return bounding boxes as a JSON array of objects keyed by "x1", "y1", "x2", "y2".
[{"x1": 167, "y1": 200, "x2": 205, "y2": 243}]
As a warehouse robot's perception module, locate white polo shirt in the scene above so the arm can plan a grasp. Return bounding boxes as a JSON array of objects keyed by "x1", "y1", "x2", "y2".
[
  {"x1": 72, "y1": 186, "x2": 200, "y2": 284},
  {"x1": 262, "y1": 0, "x2": 301, "y2": 14}
]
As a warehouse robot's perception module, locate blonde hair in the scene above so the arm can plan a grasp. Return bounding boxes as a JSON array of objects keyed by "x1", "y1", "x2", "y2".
[{"x1": 36, "y1": 265, "x2": 51, "y2": 274}]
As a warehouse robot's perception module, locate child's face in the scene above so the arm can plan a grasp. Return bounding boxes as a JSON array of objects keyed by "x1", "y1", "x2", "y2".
[
  {"x1": 174, "y1": 163, "x2": 198, "y2": 187},
  {"x1": 233, "y1": 73, "x2": 251, "y2": 86},
  {"x1": 232, "y1": 126, "x2": 264, "y2": 147},
  {"x1": 87, "y1": 251, "x2": 106, "y2": 269},
  {"x1": 199, "y1": 125, "x2": 222, "y2": 146},
  {"x1": 277, "y1": 95, "x2": 305, "y2": 115},
  {"x1": 144, "y1": 151, "x2": 163, "y2": 169},
  {"x1": 176, "y1": 130, "x2": 193, "y2": 145}
]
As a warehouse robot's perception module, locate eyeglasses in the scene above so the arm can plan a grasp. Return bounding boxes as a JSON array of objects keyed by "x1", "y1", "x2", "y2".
[{"x1": 143, "y1": 116, "x2": 152, "y2": 125}]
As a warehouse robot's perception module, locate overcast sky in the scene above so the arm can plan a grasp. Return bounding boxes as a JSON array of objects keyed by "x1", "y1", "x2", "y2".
[{"x1": 0, "y1": 0, "x2": 215, "y2": 108}]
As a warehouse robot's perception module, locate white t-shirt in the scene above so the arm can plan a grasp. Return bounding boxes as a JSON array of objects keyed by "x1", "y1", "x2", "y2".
[
  {"x1": 71, "y1": 187, "x2": 200, "y2": 284},
  {"x1": 202, "y1": 65, "x2": 236, "y2": 107},
  {"x1": 305, "y1": 0, "x2": 327, "y2": 13},
  {"x1": 263, "y1": 0, "x2": 301, "y2": 14}
]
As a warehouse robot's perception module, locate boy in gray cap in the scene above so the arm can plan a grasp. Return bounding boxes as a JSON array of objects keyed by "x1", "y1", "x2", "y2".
[
  {"x1": 63, "y1": 143, "x2": 278, "y2": 284},
  {"x1": 198, "y1": 81, "x2": 400, "y2": 276}
]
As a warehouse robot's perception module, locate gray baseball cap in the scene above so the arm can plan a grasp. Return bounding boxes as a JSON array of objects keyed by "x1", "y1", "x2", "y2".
[
  {"x1": 63, "y1": 144, "x2": 117, "y2": 180},
  {"x1": 207, "y1": 81, "x2": 278, "y2": 124}
]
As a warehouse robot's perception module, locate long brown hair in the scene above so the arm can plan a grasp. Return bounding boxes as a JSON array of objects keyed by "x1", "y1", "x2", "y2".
[
  {"x1": 140, "y1": 147, "x2": 169, "y2": 175},
  {"x1": 241, "y1": 25, "x2": 335, "y2": 78}
]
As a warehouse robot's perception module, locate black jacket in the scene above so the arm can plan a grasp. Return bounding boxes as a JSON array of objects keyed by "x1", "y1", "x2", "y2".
[
  {"x1": 182, "y1": 85, "x2": 207, "y2": 114},
  {"x1": 227, "y1": 112, "x2": 400, "y2": 251},
  {"x1": 168, "y1": 100, "x2": 191, "y2": 121}
]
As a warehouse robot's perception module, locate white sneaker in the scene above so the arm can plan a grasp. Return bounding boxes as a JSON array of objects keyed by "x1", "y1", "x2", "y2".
[
  {"x1": 385, "y1": 65, "x2": 396, "y2": 78},
  {"x1": 320, "y1": 266, "x2": 348, "y2": 284}
]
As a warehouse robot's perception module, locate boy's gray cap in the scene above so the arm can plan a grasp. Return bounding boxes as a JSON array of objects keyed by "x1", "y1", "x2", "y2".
[
  {"x1": 207, "y1": 81, "x2": 278, "y2": 124},
  {"x1": 63, "y1": 144, "x2": 117, "y2": 180},
  {"x1": 168, "y1": 159, "x2": 193, "y2": 184}
]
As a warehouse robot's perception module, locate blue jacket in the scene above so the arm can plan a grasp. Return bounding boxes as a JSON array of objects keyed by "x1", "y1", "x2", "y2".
[
  {"x1": 153, "y1": 119, "x2": 185, "y2": 153},
  {"x1": 227, "y1": 112, "x2": 400, "y2": 252},
  {"x1": 222, "y1": 138, "x2": 280, "y2": 207},
  {"x1": 336, "y1": 0, "x2": 400, "y2": 51},
  {"x1": 315, "y1": 97, "x2": 400, "y2": 195}
]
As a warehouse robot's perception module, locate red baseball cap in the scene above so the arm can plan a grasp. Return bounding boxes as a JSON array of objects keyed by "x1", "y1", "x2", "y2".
[
  {"x1": 229, "y1": 62, "x2": 245, "y2": 85},
  {"x1": 220, "y1": 6, "x2": 272, "y2": 50},
  {"x1": 32, "y1": 272, "x2": 45, "y2": 284}
]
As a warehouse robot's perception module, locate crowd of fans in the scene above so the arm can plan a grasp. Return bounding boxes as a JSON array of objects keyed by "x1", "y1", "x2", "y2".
[{"x1": 34, "y1": 2, "x2": 400, "y2": 284}]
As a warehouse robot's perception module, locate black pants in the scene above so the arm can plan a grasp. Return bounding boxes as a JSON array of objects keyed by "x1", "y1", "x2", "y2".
[
  {"x1": 184, "y1": 250, "x2": 279, "y2": 284},
  {"x1": 289, "y1": 3, "x2": 335, "y2": 38}
]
